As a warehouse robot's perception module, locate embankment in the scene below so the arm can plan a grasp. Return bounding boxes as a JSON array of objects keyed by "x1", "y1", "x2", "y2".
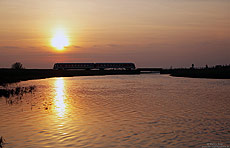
[{"x1": 0, "y1": 69, "x2": 140, "y2": 85}]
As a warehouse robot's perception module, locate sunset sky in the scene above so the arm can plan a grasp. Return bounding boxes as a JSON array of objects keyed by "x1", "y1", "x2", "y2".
[{"x1": 0, "y1": 0, "x2": 229, "y2": 68}]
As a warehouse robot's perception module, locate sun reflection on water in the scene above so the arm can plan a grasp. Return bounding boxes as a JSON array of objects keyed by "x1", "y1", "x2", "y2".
[{"x1": 54, "y1": 77, "x2": 67, "y2": 118}]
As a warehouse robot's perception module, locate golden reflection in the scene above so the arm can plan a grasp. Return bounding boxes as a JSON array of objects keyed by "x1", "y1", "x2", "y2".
[{"x1": 54, "y1": 77, "x2": 67, "y2": 117}]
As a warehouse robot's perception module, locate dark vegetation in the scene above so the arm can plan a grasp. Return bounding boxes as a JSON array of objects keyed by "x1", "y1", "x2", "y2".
[
  {"x1": 11, "y1": 62, "x2": 24, "y2": 70},
  {"x1": 161, "y1": 65, "x2": 230, "y2": 79},
  {"x1": 0, "y1": 86, "x2": 35, "y2": 98},
  {"x1": 0, "y1": 85, "x2": 36, "y2": 106},
  {"x1": 0, "y1": 136, "x2": 6, "y2": 148}
]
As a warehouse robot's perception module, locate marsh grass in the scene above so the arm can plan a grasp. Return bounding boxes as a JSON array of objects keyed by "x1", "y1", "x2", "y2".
[
  {"x1": 0, "y1": 86, "x2": 36, "y2": 105},
  {"x1": 0, "y1": 86, "x2": 35, "y2": 98},
  {"x1": 0, "y1": 136, "x2": 6, "y2": 148}
]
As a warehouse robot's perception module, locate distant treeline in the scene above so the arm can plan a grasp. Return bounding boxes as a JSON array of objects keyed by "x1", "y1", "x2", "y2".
[{"x1": 161, "y1": 65, "x2": 230, "y2": 79}]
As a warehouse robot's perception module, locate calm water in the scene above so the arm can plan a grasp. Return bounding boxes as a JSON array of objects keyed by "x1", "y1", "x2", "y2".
[{"x1": 0, "y1": 74, "x2": 230, "y2": 148}]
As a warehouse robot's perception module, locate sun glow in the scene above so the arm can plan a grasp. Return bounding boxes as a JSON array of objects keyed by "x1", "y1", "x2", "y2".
[{"x1": 51, "y1": 29, "x2": 69, "y2": 50}]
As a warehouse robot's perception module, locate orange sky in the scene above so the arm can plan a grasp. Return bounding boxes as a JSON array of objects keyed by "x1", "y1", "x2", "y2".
[{"x1": 0, "y1": 0, "x2": 230, "y2": 68}]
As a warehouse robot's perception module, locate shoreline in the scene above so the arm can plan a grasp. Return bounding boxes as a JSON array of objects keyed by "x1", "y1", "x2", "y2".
[
  {"x1": 1, "y1": 67, "x2": 230, "y2": 86},
  {"x1": 160, "y1": 67, "x2": 230, "y2": 79},
  {"x1": 0, "y1": 69, "x2": 140, "y2": 86}
]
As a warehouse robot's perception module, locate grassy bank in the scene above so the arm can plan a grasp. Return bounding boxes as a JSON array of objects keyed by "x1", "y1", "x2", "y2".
[
  {"x1": 160, "y1": 66, "x2": 230, "y2": 79},
  {"x1": 0, "y1": 69, "x2": 140, "y2": 86}
]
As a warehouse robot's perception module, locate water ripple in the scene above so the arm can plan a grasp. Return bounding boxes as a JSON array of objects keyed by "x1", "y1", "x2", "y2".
[{"x1": 0, "y1": 75, "x2": 230, "y2": 147}]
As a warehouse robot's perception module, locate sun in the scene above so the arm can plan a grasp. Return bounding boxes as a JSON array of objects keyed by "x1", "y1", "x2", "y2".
[{"x1": 51, "y1": 29, "x2": 70, "y2": 50}]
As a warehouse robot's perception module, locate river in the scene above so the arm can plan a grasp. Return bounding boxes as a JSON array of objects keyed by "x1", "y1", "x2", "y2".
[{"x1": 0, "y1": 74, "x2": 229, "y2": 148}]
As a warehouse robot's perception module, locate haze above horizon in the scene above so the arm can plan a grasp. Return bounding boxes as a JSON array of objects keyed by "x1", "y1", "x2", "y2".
[{"x1": 0, "y1": 0, "x2": 229, "y2": 68}]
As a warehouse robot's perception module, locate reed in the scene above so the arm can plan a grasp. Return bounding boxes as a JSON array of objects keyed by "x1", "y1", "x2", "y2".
[
  {"x1": 0, "y1": 86, "x2": 36, "y2": 98},
  {"x1": 0, "y1": 136, "x2": 6, "y2": 148}
]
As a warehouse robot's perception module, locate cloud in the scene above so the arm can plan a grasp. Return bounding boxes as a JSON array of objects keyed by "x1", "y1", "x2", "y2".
[
  {"x1": 0, "y1": 46, "x2": 22, "y2": 49},
  {"x1": 73, "y1": 45, "x2": 82, "y2": 48},
  {"x1": 106, "y1": 44, "x2": 121, "y2": 48}
]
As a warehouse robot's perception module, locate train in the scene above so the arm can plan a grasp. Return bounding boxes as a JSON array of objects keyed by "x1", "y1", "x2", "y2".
[{"x1": 53, "y1": 63, "x2": 136, "y2": 70}]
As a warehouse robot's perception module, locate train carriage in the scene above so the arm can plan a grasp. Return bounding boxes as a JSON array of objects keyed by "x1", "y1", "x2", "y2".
[
  {"x1": 95, "y1": 63, "x2": 135, "y2": 70},
  {"x1": 53, "y1": 63, "x2": 94, "y2": 70},
  {"x1": 53, "y1": 63, "x2": 135, "y2": 70}
]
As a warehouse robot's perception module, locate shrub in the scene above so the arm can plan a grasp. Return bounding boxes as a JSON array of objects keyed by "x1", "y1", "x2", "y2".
[{"x1": 11, "y1": 62, "x2": 25, "y2": 69}]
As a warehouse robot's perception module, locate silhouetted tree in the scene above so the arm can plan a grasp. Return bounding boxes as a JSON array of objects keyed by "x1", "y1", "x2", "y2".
[
  {"x1": 11, "y1": 62, "x2": 24, "y2": 69},
  {"x1": 191, "y1": 64, "x2": 194, "y2": 69}
]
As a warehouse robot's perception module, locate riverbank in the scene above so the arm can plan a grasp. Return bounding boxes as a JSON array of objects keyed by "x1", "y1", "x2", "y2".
[
  {"x1": 161, "y1": 66, "x2": 230, "y2": 79},
  {"x1": 1, "y1": 66, "x2": 229, "y2": 86},
  {"x1": 0, "y1": 69, "x2": 140, "y2": 86}
]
